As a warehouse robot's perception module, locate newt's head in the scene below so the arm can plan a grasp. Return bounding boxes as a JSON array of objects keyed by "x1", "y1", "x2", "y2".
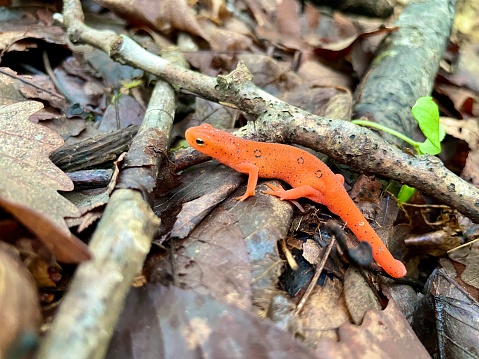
[{"x1": 185, "y1": 123, "x2": 237, "y2": 159}]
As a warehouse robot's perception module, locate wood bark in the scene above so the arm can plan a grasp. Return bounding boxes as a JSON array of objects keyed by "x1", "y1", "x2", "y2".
[{"x1": 354, "y1": 0, "x2": 455, "y2": 147}]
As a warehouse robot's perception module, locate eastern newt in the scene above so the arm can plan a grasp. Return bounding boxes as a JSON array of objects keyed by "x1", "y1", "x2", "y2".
[{"x1": 185, "y1": 123, "x2": 407, "y2": 278}]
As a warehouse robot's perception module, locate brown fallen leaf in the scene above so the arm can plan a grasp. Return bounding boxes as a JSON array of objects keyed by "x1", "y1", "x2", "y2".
[
  {"x1": 316, "y1": 300, "x2": 430, "y2": 358},
  {"x1": 313, "y1": 26, "x2": 398, "y2": 62},
  {"x1": 98, "y1": 95, "x2": 145, "y2": 132},
  {"x1": 450, "y1": 44, "x2": 479, "y2": 94},
  {"x1": 349, "y1": 174, "x2": 383, "y2": 221},
  {"x1": 447, "y1": 238, "x2": 479, "y2": 292},
  {"x1": 175, "y1": 205, "x2": 252, "y2": 310},
  {"x1": 0, "y1": 21, "x2": 65, "y2": 54},
  {"x1": 343, "y1": 268, "x2": 381, "y2": 325},
  {"x1": 440, "y1": 117, "x2": 479, "y2": 149},
  {"x1": 106, "y1": 284, "x2": 317, "y2": 359},
  {"x1": 18, "y1": 73, "x2": 67, "y2": 112},
  {"x1": 0, "y1": 198, "x2": 90, "y2": 263},
  {"x1": 155, "y1": 162, "x2": 244, "y2": 240},
  {"x1": 199, "y1": 18, "x2": 252, "y2": 52},
  {"x1": 0, "y1": 101, "x2": 90, "y2": 262},
  {"x1": 198, "y1": 0, "x2": 229, "y2": 24},
  {"x1": 0, "y1": 245, "x2": 41, "y2": 358},
  {"x1": 276, "y1": 0, "x2": 301, "y2": 38},
  {"x1": 297, "y1": 60, "x2": 354, "y2": 89},
  {"x1": 440, "y1": 116, "x2": 479, "y2": 185},
  {"x1": 95, "y1": 0, "x2": 211, "y2": 43},
  {"x1": 427, "y1": 267, "x2": 479, "y2": 358},
  {"x1": 453, "y1": 1, "x2": 479, "y2": 43},
  {"x1": 436, "y1": 84, "x2": 479, "y2": 117},
  {"x1": 53, "y1": 58, "x2": 106, "y2": 112}
]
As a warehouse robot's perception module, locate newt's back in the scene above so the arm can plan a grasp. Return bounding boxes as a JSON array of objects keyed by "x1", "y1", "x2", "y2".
[{"x1": 185, "y1": 123, "x2": 339, "y2": 193}]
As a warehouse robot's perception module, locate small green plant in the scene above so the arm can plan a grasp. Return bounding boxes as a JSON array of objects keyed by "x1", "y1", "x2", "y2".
[
  {"x1": 111, "y1": 79, "x2": 144, "y2": 104},
  {"x1": 352, "y1": 97, "x2": 445, "y2": 204}
]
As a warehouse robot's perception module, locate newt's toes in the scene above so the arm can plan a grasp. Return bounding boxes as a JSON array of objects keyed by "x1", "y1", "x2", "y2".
[{"x1": 235, "y1": 193, "x2": 254, "y2": 201}]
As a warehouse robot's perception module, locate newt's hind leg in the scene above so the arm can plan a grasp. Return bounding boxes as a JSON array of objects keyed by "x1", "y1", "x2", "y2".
[
  {"x1": 264, "y1": 183, "x2": 327, "y2": 205},
  {"x1": 263, "y1": 183, "x2": 306, "y2": 212}
]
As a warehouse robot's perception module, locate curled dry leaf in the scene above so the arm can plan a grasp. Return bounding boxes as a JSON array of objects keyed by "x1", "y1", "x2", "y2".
[
  {"x1": 440, "y1": 117, "x2": 479, "y2": 150},
  {"x1": 0, "y1": 19, "x2": 65, "y2": 54},
  {"x1": 0, "y1": 101, "x2": 90, "y2": 262},
  {"x1": 0, "y1": 246, "x2": 41, "y2": 358},
  {"x1": 436, "y1": 84, "x2": 479, "y2": 117},
  {"x1": 95, "y1": 0, "x2": 211, "y2": 43},
  {"x1": 441, "y1": 117, "x2": 479, "y2": 185},
  {"x1": 0, "y1": 198, "x2": 90, "y2": 263}
]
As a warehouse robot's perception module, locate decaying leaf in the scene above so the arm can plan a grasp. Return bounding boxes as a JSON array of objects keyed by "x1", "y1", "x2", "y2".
[
  {"x1": 0, "y1": 101, "x2": 90, "y2": 262},
  {"x1": 0, "y1": 198, "x2": 90, "y2": 263},
  {"x1": 175, "y1": 207, "x2": 252, "y2": 310},
  {"x1": 106, "y1": 284, "x2": 317, "y2": 359},
  {"x1": 316, "y1": 300, "x2": 430, "y2": 358},
  {"x1": 441, "y1": 117, "x2": 479, "y2": 185},
  {"x1": 343, "y1": 268, "x2": 381, "y2": 325},
  {"x1": 447, "y1": 240, "x2": 479, "y2": 290},
  {"x1": 0, "y1": 22, "x2": 65, "y2": 54},
  {"x1": 436, "y1": 84, "x2": 479, "y2": 117},
  {"x1": 95, "y1": 0, "x2": 211, "y2": 43},
  {"x1": 427, "y1": 267, "x2": 479, "y2": 359},
  {"x1": 0, "y1": 245, "x2": 41, "y2": 358},
  {"x1": 453, "y1": 0, "x2": 479, "y2": 43},
  {"x1": 440, "y1": 117, "x2": 479, "y2": 149},
  {"x1": 452, "y1": 44, "x2": 479, "y2": 94},
  {"x1": 298, "y1": 277, "x2": 351, "y2": 346}
]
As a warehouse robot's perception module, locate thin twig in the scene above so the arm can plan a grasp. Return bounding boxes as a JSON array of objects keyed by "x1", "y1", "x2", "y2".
[
  {"x1": 42, "y1": 51, "x2": 75, "y2": 104},
  {"x1": 0, "y1": 67, "x2": 65, "y2": 99},
  {"x1": 295, "y1": 234, "x2": 336, "y2": 315}
]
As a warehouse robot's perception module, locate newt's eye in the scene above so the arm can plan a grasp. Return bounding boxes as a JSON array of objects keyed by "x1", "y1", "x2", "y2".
[{"x1": 196, "y1": 138, "x2": 205, "y2": 146}]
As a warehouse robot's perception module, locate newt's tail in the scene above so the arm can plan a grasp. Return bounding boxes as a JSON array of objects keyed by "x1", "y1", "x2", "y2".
[{"x1": 331, "y1": 197, "x2": 407, "y2": 278}]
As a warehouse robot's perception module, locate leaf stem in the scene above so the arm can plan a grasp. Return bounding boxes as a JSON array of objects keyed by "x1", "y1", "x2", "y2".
[{"x1": 351, "y1": 120, "x2": 420, "y2": 151}]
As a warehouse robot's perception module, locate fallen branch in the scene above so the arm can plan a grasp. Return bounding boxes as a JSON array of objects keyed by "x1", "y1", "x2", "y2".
[
  {"x1": 354, "y1": 0, "x2": 454, "y2": 147},
  {"x1": 56, "y1": 0, "x2": 478, "y2": 222},
  {"x1": 38, "y1": 70, "x2": 173, "y2": 359}
]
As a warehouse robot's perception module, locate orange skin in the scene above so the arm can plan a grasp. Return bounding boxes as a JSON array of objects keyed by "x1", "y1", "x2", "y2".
[{"x1": 185, "y1": 124, "x2": 407, "y2": 278}]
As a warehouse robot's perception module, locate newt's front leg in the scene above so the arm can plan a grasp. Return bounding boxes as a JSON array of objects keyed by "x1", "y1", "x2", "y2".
[{"x1": 234, "y1": 162, "x2": 259, "y2": 201}]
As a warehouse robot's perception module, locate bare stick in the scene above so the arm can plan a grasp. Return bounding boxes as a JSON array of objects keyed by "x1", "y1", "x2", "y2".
[
  {"x1": 295, "y1": 233, "x2": 336, "y2": 315},
  {"x1": 37, "y1": 75, "x2": 174, "y2": 359}
]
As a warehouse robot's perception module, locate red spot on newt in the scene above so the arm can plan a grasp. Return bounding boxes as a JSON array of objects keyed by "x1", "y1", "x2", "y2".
[{"x1": 185, "y1": 123, "x2": 407, "y2": 278}]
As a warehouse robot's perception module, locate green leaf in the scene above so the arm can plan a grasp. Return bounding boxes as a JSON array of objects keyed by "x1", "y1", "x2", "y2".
[
  {"x1": 417, "y1": 124, "x2": 446, "y2": 155},
  {"x1": 397, "y1": 184, "x2": 416, "y2": 204},
  {"x1": 170, "y1": 139, "x2": 190, "y2": 151},
  {"x1": 412, "y1": 97, "x2": 440, "y2": 149},
  {"x1": 418, "y1": 139, "x2": 441, "y2": 155}
]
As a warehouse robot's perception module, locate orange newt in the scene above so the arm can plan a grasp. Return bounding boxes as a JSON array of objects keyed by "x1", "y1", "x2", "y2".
[{"x1": 185, "y1": 123, "x2": 407, "y2": 278}]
